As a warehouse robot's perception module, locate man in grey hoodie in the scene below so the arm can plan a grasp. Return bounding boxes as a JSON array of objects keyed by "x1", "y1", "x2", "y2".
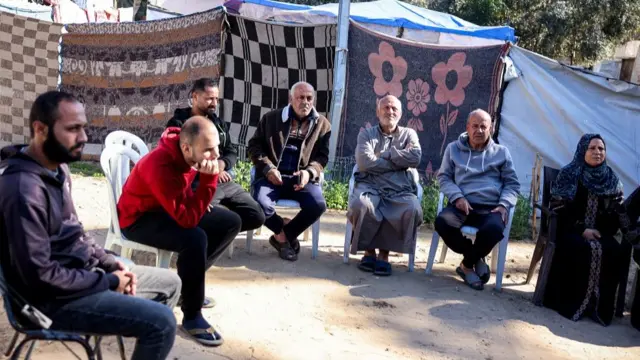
[{"x1": 435, "y1": 109, "x2": 520, "y2": 290}]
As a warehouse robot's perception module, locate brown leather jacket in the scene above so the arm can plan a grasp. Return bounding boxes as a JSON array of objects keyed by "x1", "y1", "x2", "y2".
[{"x1": 247, "y1": 105, "x2": 331, "y2": 182}]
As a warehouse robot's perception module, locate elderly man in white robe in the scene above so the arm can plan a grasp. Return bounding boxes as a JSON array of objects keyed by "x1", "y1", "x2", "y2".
[{"x1": 347, "y1": 95, "x2": 423, "y2": 276}]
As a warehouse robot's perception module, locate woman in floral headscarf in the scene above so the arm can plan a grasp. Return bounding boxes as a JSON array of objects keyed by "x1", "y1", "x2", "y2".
[{"x1": 543, "y1": 134, "x2": 625, "y2": 326}]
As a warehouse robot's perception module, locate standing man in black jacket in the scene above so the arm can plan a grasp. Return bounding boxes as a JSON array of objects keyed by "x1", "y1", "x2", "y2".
[
  {"x1": 0, "y1": 91, "x2": 182, "y2": 360},
  {"x1": 167, "y1": 78, "x2": 265, "y2": 243}
]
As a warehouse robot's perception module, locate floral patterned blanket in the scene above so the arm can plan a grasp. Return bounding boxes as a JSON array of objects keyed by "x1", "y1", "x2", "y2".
[{"x1": 337, "y1": 21, "x2": 509, "y2": 178}]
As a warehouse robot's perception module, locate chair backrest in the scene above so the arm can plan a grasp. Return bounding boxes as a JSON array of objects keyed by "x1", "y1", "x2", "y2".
[
  {"x1": 100, "y1": 145, "x2": 142, "y2": 240},
  {"x1": 540, "y1": 166, "x2": 560, "y2": 231},
  {"x1": 348, "y1": 164, "x2": 423, "y2": 200},
  {"x1": 104, "y1": 131, "x2": 149, "y2": 182}
]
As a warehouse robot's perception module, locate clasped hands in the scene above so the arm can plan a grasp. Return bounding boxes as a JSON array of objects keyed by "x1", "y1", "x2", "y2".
[{"x1": 455, "y1": 197, "x2": 507, "y2": 224}]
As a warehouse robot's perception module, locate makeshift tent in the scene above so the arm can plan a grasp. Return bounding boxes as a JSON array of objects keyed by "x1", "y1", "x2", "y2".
[
  {"x1": 119, "y1": 4, "x2": 181, "y2": 20},
  {"x1": 0, "y1": 0, "x2": 52, "y2": 21},
  {"x1": 224, "y1": 0, "x2": 515, "y2": 45},
  {"x1": 152, "y1": 0, "x2": 225, "y2": 15},
  {"x1": 499, "y1": 46, "x2": 640, "y2": 197}
]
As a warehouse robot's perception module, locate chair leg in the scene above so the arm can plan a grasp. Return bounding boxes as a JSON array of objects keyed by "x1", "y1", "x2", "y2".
[
  {"x1": 425, "y1": 232, "x2": 440, "y2": 275},
  {"x1": 630, "y1": 267, "x2": 639, "y2": 312},
  {"x1": 24, "y1": 341, "x2": 36, "y2": 360},
  {"x1": 228, "y1": 238, "x2": 235, "y2": 259},
  {"x1": 156, "y1": 250, "x2": 172, "y2": 269},
  {"x1": 532, "y1": 242, "x2": 556, "y2": 305},
  {"x1": 75, "y1": 338, "x2": 97, "y2": 360},
  {"x1": 311, "y1": 220, "x2": 320, "y2": 259},
  {"x1": 616, "y1": 241, "x2": 633, "y2": 317},
  {"x1": 94, "y1": 336, "x2": 103, "y2": 360},
  {"x1": 255, "y1": 226, "x2": 262, "y2": 236},
  {"x1": 246, "y1": 229, "x2": 253, "y2": 254},
  {"x1": 303, "y1": 227, "x2": 310, "y2": 242},
  {"x1": 5, "y1": 331, "x2": 20, "y2": 357},
  {"x1": 526, "y1": 234, "x2": 547, "y2": 284},
  {"x1": 10, "y1": 337, "x2": 32, "y2": 360},
  {"x1": 408, "y1": 252, "x2": 415, "y2": 272},
  {"x1": 438, "y1": 244, "x2": 449, "y2": 264},
  {"x1": 343, "y1": 221, "x2": 353, "y2": 264},
  {"x1": 495, "y1": 237, "x2": 509, "y2": 292},
  {"x1": 116, "y1": 336, "x2": 126, "y2": 360},
  {"x1": 123, "y1": 247, "x2": 134, "y2": 260},
  {"x1": 491, "y1": 246, "x2": 499, "y2": 272}
]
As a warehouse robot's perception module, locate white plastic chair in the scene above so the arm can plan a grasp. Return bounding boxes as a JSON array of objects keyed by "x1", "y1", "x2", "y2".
[
  {"x1": 245, "y1": 167, "x2": 322, "y2": 259},
  {"x1": 425, "y1": 192, "x2": 517, "y2": 291},
  {"x1": 101, "y1": 143, "x2": 173, "y2": 269},
  {"x1": 104, "y1": 130, "x2": 150, "y2": 183},
  {"x1": 343, "y1": 165, "x2": 423, "y2": 272}
]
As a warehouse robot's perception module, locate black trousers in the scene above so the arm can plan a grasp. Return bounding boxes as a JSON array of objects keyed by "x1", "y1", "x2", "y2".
[
  {"x1": 434, "y1": 204, "x2": 505, "y2": 268},
  {"x1": 208, "y1": 181, "x2": 265, "y2": 232},
  {"x1": 122, "y1": 209, "x2": 241, "y2": 320}
]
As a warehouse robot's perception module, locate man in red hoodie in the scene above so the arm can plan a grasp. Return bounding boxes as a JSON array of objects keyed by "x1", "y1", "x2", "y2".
[{"x1": 118, "y1": 116, "x2": 239, "y2": 346}]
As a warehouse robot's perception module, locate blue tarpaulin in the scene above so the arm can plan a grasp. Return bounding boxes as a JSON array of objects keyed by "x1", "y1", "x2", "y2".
[{"x1": 232, "y1": 0, "x2": 515, "y2": 42}]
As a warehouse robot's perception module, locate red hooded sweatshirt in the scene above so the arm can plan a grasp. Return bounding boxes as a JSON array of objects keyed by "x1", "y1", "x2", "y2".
[{"x1": 117, "y1": 127, "x2": 218, "y2": 229}]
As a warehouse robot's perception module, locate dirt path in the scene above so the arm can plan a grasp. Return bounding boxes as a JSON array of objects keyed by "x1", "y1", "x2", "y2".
[{"x1": 1, "y1": 175, "x2": 638, "y2": 359}]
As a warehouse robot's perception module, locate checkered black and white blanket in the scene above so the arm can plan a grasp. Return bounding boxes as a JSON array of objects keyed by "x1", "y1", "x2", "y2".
[{"x1": 220, "y1": 14, "x2": 336, "y2": 160}]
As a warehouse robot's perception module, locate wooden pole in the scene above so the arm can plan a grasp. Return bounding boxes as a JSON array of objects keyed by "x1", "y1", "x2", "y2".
[{"x1": 530, "y1": 153, "x2": 542, "y2": 241}]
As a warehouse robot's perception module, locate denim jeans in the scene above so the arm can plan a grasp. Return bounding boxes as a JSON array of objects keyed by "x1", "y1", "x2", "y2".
[
  {"x1": 44, "y1": 260, "x2": 181, "y2": 360},
  {"x1": 253, "y1": 176, "x2": 327, "y2": 241}
]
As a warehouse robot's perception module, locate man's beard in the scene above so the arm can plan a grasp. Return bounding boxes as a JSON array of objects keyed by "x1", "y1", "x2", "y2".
[
  {"x1": 198, "y1": 105, "x2": 216, "y2": 118},
  {"x1": 43, "y1": 133, "x2": 84, "y2": 164}
]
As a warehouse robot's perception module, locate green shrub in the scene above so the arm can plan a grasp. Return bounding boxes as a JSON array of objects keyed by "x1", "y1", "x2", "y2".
[
  {"x1": 323, "y1": 180, "x2": 349, "y2": 210},
  {"x1": 510, "y1": 195, "x2": 533, "y2": 240},
  {"x1": 69, "y1": 161, "x2": 104, "y2": 177},
  {"x1": 420, "y1": 178, "x2": 442, "y2": 227},
  {"x1": 234, "y1": 160, "x2": 252, "y2": 192},
  {"x1": 225, "y1": 161, "x2": 535, "y2": 240}
]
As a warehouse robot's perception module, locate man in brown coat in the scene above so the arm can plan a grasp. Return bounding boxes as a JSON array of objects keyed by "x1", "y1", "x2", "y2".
[{"x1": 247, "y1": 82, "x2": 331, "y2": 261}]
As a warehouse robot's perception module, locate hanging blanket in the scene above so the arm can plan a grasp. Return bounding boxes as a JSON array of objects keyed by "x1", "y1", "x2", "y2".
[
  {"x1": 59, "y1": 7, "x2": 224, "y2": 147},
  {"x1": 220, "y1": 14, "x2": 336, "y2": 160},
  {"x1": 338, "y1": 21, "x2": 508, "y2": 178},
  {"x1": 0, "y1": 12, "x2": 62, "y2": 147}
]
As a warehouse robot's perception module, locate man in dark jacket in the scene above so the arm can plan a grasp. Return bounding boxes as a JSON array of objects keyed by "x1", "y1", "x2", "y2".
[
  {"x1": 247, "y1": 82, "x2": 330, "y2": 262},
  {"x1": 0, "y1": 91, "x2": 181, "y2": 360},
  {"x1": 167, "y1": 78, "x2": 265, "y2": 233}
]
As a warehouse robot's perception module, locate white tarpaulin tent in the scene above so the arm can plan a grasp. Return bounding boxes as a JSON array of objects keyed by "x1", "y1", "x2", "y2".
[
  {"x1": 500, "y1": 46, "x2": 640, "y2": 197},
  {"x1": 151, "y1": 0, "x2": 226, "y2": 16},
  {"x1": 0, "y1": 0, "x2": 52, "y2": 21}
]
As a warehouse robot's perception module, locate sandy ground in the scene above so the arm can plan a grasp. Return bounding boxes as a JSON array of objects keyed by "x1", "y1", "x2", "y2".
[{"x1": 1, "y1": 174, "x2": 639, "y2": 359}]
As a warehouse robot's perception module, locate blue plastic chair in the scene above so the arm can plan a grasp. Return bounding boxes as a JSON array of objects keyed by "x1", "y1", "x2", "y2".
[{"x1": 0, "y1": 268, "x2": 126, "y2": 360}]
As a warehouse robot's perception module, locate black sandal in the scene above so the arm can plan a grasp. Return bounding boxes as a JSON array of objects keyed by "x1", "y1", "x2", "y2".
[
  {"x1": 269, "y1": 236, "x2": 298, "y2": 261},
  {"x1": 290, "y1": 238, "x2": 301, "y2": 254}
]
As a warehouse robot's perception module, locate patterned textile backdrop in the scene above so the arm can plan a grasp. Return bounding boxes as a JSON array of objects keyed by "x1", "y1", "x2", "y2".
[
  {"x1": 0, "y1": 12, "x2": 62, "y2": 148},
  {"x1": 59, "y1": 7, "x2": 224, "y2": 148},
  {"x1": 220, "y1": 14, "x2": 336, "y2": 160},
  {"x1": 338, "y1": 21, "x2": 509, "y2": 179}
]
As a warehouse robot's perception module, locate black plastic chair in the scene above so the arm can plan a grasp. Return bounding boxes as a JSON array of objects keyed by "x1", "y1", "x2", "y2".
[{"x1": 0, "y1": 269, "x2": 127, "y2": 360}]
